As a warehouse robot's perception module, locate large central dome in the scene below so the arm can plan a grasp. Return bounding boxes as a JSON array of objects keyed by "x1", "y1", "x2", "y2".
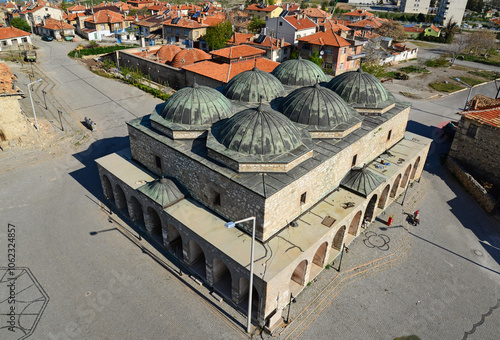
[
  {"x1": 325, "y1": 68, "x2": 389, "y2": 105},
  {"x1": 214, "y1": 105, "x2": 302, "y2": 156},
  {"x1": 222, "y1": 67, "x2": 285, "y2": 103},
  {"x1": 160, "y1": 81, "x2": 232, "y2": 126},
  {"x1": 272, "y1": 57, "x2": 329, "y2": 86},
  {"x1": 279, "y1": 83, "x2": 358, "y2": 127}
]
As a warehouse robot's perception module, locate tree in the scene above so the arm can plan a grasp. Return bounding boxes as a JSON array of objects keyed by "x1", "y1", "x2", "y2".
[
  {"x1": 59, "y1": 0, "x2": 69, "y2": 12},
  {"x1": 464, "y1": 31, "x2": 496, "y2": 57},
  {"x1": 447, "y1": 34, "x2": 468, "y2": 65},
  {"x1": 128, "y1": 7, "x2": 149, "y2": 17},
  {"x1": 10, "y1": 17, "x2": 31, "y2": 33},
  {"x1": 308, "y1": 52, "x2": 323, "y2": 67},
  {"x1": 376, "y1": 21, "x2": 406, "y2": 41},
  {"x1": 247, "y1": 16, "x2": 265, "y2": 33},
  {"x1": 203, "y1": 21, "x2": 233, "y2": 50}
]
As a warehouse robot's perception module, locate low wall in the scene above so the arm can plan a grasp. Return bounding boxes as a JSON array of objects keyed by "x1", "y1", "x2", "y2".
[
  {"x1": 108, "y1": 48, "x2": 186, "y2": 90},
  {"x1": 446, "y1": 157, "x2": 498, "y2": 213}
]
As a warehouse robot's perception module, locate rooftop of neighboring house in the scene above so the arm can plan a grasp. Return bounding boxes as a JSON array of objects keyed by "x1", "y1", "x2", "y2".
[
  {"x1": 283, "y1": 15, "x2": 317, "y2": 30},
  {"x1": 134, "y1": 14, "x2": 165, "y2": 27},
  {"x1": 210, "y1": 45, "x2": 266, "y2": 60},
  {"x1": 85, "y1": 9, "x2": 126, "y2": 24},
  {"x1": 461, "y1": 106, "x2": 500, "y2": 128},
  {"x1": 343, "y1": 9, "x2": 374, "y2": 17},
  {"x1": 427, "y1": 24, "x2": 440, "y2": 32},
  {"x1": 68, "y1": 4, "x2": 86, "y2": 12},
  {"x1": 227, "y1": 32, "x2": 254, "y2": 45},
  {"x1": 246, "y1": 35, "x2": 291, "y2": 51},
  {"x1": 467, "y1": 94, "x2": 500, "y2": 111},
  {"x1": 403, "y1": 26, "x2": 424, "y2": 33},
  {"x1": 392, "y1": 41, "x2": 418, "y2": 51},
  {"x1": 163, "y1": 17, "x2": 208, "y2": 29},
  {"x1": 297, "y1": 29, "x2": 350, "y2": 47},
  {"x1": 0, "y1": 26, "x2": 31, "y2": 40},
  {"x1": 302, "y1": 7, "x2": 330, "y2": 19},
  {"x1": 245, "y1": 3, "x2": 281, "y2": 12},
  {"x1": 321, "y1": 19, "x2": 351, "y2": 32},
  {"x1": 39, "y1": 18, "x2": 74, "y2": 30},
  {"x1": 202, "y1": 17, "x2": 225, "y2": 27},
  {"x1": 182, "y1": 57, "x2": 279, "y2": 83},
  {"x1": 348, "y1": 17, "x2": 387, "y2": 29}
]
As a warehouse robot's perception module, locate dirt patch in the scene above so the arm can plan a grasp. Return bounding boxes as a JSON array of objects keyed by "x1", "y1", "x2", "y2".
[{"x1": 382, "y1": 60, "x2": 489, "y2": 100}]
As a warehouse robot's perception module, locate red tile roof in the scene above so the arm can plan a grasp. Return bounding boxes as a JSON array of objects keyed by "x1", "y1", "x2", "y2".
[
  {"x1": 343, "y1": 9, "x2": 374, "y2": 17},
  {"x1": 164, "y1": 18, "x2": 208, "y2": 29},
  {"x1": 202, "y1": 17, "x2": 225, "y2": 27},
  {"x1": 155, "y1": 44, "x2": 181, "y2": 63},
  {"x1": 85, "y1": 10, "x2": 125, "y2": 24},
  {"x1": 404, "y1": 26, "x2": 424, "y2": 33},
  {"x1": 0, "y1": 26, "x2": 31, "y2": 40},
  {"x1": 429, "y1": 24, "x2": 440, "y2": 32},
  {"x1": 284, "y1": 15, "x2": 317, "y2": 30},
  {"x1": 245, "y1": 4, "x2": 281, "y2": 12},
  {"x1": 227, "y1": 32, "x2": 254, "y2": 45},
  {"x1": 298, "y1": 29, "x2": 350, "y2": 47},
  {"x1": 183, "y1": 58, "x2": 279, "y2": 83},
  {"x1": 348, "y1": 17, "x2": 387, "y2": 29},
  {"x1": 210, "y1": 45, "x2": 266, "y2": 59},
  {"x1": 322, "y1": 19, "x2": 351, "y2": 32},
  {"x1": 68, "y1": 4, "x2": 86, "y2": 12},
  {"x1": 462, "y1": 108, "x2": 500, "y2": 128},
  {"x1": 40, "y1": 18, "x2": 74, "y2": 30},
  {"x1": 303, "y1": 7, "x2": 330, "y2": 19},
  {"x1": 5, "y1": 3, "x2": 16, "y2": 8},
  {"x1": 246, "y1": 36, "x2": 290, "y2": 51},
  {"x1": 171, "y1": 48, "x2": 211, "y2": 68}
]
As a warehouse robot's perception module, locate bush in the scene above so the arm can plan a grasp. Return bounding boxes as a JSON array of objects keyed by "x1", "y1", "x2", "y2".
[
  {"x1": 361, "y1": 62, "x2": 387, "y2": 78},
  {"x1": 425, "y1": 56, "x2": 449, "y2": 67},
  {"x1": 68, "y1": 44, "x2": 136, "y2": 58}
]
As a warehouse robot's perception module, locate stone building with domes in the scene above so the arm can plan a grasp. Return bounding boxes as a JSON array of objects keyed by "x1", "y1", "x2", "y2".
[{"x1": 96, "y1": 59, "x2": 431, "y2": 330}]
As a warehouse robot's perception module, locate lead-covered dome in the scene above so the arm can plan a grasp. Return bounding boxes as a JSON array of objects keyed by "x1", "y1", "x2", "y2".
[
  {"x1": 215, "y1": 105, "x2": 302, "y2": 156},
  {"x1": 222, "y1": 67, "x2": 285, "y2": 103},
  {"x1": 138, "y1": 177, "x2": 184, "y2": 208},
  {"x1": 279, "y1": 83, "x2": 358, "y2": 127},
  {"x1": 160, "y1": 81, "x2": 232, "y2": 126},
  {"x1": 325, "y1": 68, "x2": 389, "y2": 105},
  {"x1": 272, "y1": 57, "x2": 329, "y2": 86}
]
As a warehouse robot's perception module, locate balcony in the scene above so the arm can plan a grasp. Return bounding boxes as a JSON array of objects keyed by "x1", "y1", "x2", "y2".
[{"x1": 348, "y1": 52, "x2": 366, "y2": 60}]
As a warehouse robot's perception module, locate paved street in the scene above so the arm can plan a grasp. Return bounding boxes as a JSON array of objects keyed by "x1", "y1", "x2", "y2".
[{"x1": 1, "y1": 39, "x2": 499, "y2": 340}]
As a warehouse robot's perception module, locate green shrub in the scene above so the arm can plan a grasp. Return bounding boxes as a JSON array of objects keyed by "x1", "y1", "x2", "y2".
[
  {"x1": 429, "y1": 82, "x2": 463, "y2": 92},
  {"x1": 468, "y1": 70, "x2": 499, "y2": 81},
  {"x1": 451, "y1": 76, "x2": 483, "y2": 87},
  {"x1": 68, "y1": 44, "x2": 137, "y2": 58},
  {"x1": 399, "y1": 65, "x2": 430, "y2": 74},
  {"x1": 425, "y1": 56, "x2": 449, "y2": 67}
]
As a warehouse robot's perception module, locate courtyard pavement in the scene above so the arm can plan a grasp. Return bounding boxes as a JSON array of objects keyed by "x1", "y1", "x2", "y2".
[{"x1": 0, "y1": 39, "x2": 499, "y2": 340}]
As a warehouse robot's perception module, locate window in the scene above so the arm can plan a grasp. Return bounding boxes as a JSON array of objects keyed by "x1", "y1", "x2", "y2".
[
  {"x1": 101, "y1": 24, "x2": 106, "y2": 30},
  {"x1": 175, "y1": 28, "x2": 180, "y2": 35},
  {"x1": 324, "y1": 47, "x2": 333, "y2": 54},
  {"x1": 2, "y1": 41, "x2": 7, "y2": 46},
  {"x1": 352, "y1": 154, "x2": 357, "y2": 167},
  {"x1": 341, "y1": 47, "x2": 346, "y2": 54},
  {"x1": 185, "y1": 39, "x2": 190, "y2": 46},
  {"x1": 22, "y1": 38, "x2": 27, "y2": 43},
  {"x1": 300, "y1": 192, "x2": 307, "y2": 205},
  {"x1": 466, "y1": 124, "x2": 478, "y2": 138},
  {"x1": 214, "y1": 192, "x2": 221, "y2": 206},
  {"x1": 155, "y1": 155, "x2": 162, "y2": 170},
  {"x1": 184, "y1": 29, "x2": 189, "y2": 36},
  {"x1": 339, "y1": 62, "x2": 344, "y2": 70},
  {"x1": 194, "y1": 31, "x2": 198, "y2": 37},
  {"x1": 279, "y1": 21, "x2": 283, "y2": 26},
  {"x1": 387, "y1": 130, "x2": 392, "y2": 141},
  {"x1": 302, "y1": 43, "x2": 310, "y2": 50},
  {"x1": 166, "y1": 27, "x2": 171, "y2": 33},
  {"x1": 324, "y1": 63, "x2": 332, "y2": 69}
]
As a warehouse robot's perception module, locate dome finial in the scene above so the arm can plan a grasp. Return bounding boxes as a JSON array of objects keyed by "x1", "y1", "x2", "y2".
[
  {"x1": 298, "y1": 55, "x2": 302, "y2": 60},
  {"x1": 314, "y1": 75, "x2": 321, "y2": 88},
  {"x1": 357, "y1": 67, "x2": 364, "y2": 73}
]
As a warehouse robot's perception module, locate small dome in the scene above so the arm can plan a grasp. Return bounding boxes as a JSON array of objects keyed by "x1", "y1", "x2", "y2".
[
  {"x1": 138, "y1": 177, "x2": 184, "y2": 208},
  {"x1": 171, "y1": 48, "x2": 211, "y2": 68},
  {"x1": 156, "y1": 44, "x2": 181, "y2": 63},
  {"x1": 325, "y1": 68, "x2": 389, "y2": 105},
  {"x1": 215, "y1": 105, "x2": 302, "y2": 156},
  {"x1": 160, "y1": 81, "x2": 232, "y2": 126},
  {"x1": 222, "y1": 67, "x2": 285, "y2": 102},
  {"x1": 279, "y1": 83, "x2": 356, "y2": 127},
  {"x1": 340, "y1": 167, "x2": 385, "y2": 197},
  {"x1": 272, "y1": 57, "x2": 329, "y2": 86}
]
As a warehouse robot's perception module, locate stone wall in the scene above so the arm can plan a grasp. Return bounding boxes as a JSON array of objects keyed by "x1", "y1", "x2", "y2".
[
  {"x1": 449, "y1": 117, "x2": 500, "y2": 180},
  {"x1": 109, "y1": 48, "x2": 187, "y2": 90},
  {"x1": 446, "y1": 157, "x2": 498, "y2": 213},
  {"x1": 0, "y1": 95, "x2": 29, "y2": 145}
]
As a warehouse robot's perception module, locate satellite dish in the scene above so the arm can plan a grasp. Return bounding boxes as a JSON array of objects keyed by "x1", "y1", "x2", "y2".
[{"x1": 319, "y1": 51, "x2": 324, "y2": 55}]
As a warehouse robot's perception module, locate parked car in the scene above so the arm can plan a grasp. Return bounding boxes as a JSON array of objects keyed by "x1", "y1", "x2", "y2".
[
  {"x1": 24, "y1": 50, "x2": 37, "y2": 62},
  {"x1": 41, "y1": 35, "x2": 53, "y2": 41}
]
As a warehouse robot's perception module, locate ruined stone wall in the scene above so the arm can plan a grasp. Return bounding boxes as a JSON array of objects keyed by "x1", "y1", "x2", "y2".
[
  {"x1": 0, "y1": 95, "x2": 28, "y2": 145},
  {"x1": 449, "y1": 118, "x2": 500, "y2": 181},
  {"x1": 446, "y1": 157, "x2": 498, "y2": 213},
  {"x1": 111, "y1": 49, "x2": 186, "y2": 90}
]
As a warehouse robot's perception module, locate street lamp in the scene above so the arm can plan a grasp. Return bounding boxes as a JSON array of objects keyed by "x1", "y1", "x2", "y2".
[
  {"x1": 336, "y1": 244, "x2": 349, "y2": 272},
  {"x1": 455, "y1": 77, "x2": 473, "y2": 110},
  {"x1": 27, "y1": 78, "x2": 42, "y2": 131},
  {"x1": 225, "y1": 216, "x2": 256, "y2": 333}
]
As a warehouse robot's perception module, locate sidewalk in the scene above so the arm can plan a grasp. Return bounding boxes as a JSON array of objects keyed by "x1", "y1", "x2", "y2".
[{"x1": 269, "y1": 176, "x2": 430, "y2": 339}]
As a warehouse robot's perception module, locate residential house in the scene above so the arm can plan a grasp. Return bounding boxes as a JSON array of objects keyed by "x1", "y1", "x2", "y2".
[
  {"x1": 486, "y1": 10, "x2": 494, "y2": 19},
  {"x1": 67, "y1": 4, "x2": 86, "y2": 14},
  {"x1": 80, "y1": 9, "x2": 131, "y2": 41},
  {"x1": 318, "y1": 20, "x2": 352, "y2": 38},
  {"x1": 126, "y1": 0, "x2": 155, "y2": 9},
  {"x1": 265, "y1": 14, "x2": 317, "y2": 46},
  {"x1": 363, "y1": 37, "x2": 418, "y2": 65},
  {"x1": 423, "y1": 24, "x2": 440, "y2": 37},
  {"x1": 37, "y1": 18, "x2": 75, "y2": 40},
  {"x1": 341, "y1": 9, "x2": 375, "y2": 22},
  {"x1": 245, "y1": 4, "x2": 283, "y2": 20},
  {"x1": 0, "y1": 26, "x2": 31, "y2": 51},
  {"x1": 19, "y1": 3, "x2": 64, "y2": 31},
  {"x1": 131, "y1": 14, "x2": 165, "y2": 39},
  {"x1": 182, "y1": 45, "x2": 279, "y2": 87},
  {"x1": 163, "y1": 17, "x2": 208, "y2": 49},
  {"x1": 245, "y1": 34, "x2": 291, "y2": 62},
  {"x1": 297, "y1": 29, "x2": 363, "y2": 75},
  {"x1": 348, "y1": 17, "x2": 388, "y2": 40},
  {"x1": 226, "y1": 32, "x2": 254, "y2": 46},
  {"x1": 302, "y1": 7, "x2": 331, "y2": 23}
]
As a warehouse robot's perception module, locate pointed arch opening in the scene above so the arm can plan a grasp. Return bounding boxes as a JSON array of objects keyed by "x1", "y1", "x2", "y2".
[
  {"x1": 378, "y1": 184, "x2": 391, "y2": 209},
  {"x1": 390, "y1": 174, "x2": 402, "y2": 198},
  {"x1": 187, "y1": 240, "x2": 206, "y2": 279},
  {"x1": 313, "y1": 242, "x2": 328, "y2": 267},
  {"x1": 363, "y1": 194, "x2": 378, "y2": 222},
  {"x1": 102, "y1": 175, "x2": 114, "y2": 202},
  {"x1": 114, "y1": 185, "x2": 127, "y2": 215},
  {"x1": 129, "y1": 196, "x2": 144, "y2": 227},
  {"x1": 348, "y1": 211, "x2": 362, "y2": 236},
  {"x1": 401, "y1": 164, "x2": 412, "y2": 188},
  {"x1": 333, "y1": 226, "x2": 346, "y2": 250},
  {"x1": 238, "y1": 279, "x2": 260, "y2": 320},
  {"x1": 167, "y1": 224, "x2": 183, "y2": 260},
  {"x1": 212, "y1": 258, "x2": 232, "y2": 299},
  {"x1": 410, "y1": 156, "x2": 421, "y2": 180},
  {"x1": 146, "y1": 207, "x2": 162, "y2": 243}
]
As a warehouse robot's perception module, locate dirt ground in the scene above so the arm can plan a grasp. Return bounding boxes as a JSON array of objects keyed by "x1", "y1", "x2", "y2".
[{"x1": 382, "y1": 60, "x2": 492, "y2": 100}]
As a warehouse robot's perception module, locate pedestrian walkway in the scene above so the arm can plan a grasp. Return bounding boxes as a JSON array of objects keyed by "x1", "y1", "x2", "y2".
[{"x1": 270, "y1": 176, "x2": 430, "y2": 339}]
